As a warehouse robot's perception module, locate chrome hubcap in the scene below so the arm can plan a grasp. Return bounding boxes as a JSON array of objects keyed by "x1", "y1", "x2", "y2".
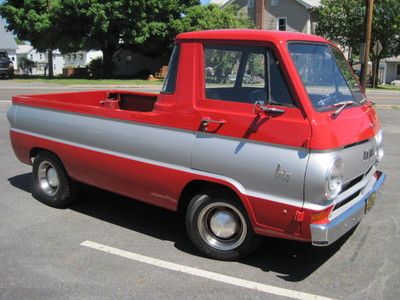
[
  {"x1": 209, "y1": 211, "x2": 238, "y2": 239},
  {"x1": 197, "y1": 201, "x2": 247, "y2": 251},
  {"x1": 38, "y1": 161, "x2": 59, "y2": 196}
]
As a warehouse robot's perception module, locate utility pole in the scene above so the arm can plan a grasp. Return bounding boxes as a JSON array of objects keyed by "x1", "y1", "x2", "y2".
[
  {"x1": 47, "y1": 0, "x2": 54, "y2": 78},
  {"x1": 360, "y1": 0, "x2": 374, "y2": 90}
]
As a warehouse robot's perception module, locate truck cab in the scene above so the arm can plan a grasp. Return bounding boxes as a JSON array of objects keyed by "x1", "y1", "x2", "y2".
[{"x1": 8, "y1": 30, "x2": 386, "y2": 260}]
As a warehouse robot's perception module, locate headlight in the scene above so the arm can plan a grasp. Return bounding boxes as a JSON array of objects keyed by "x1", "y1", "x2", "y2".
[
  {"x1": 375, "y1": 130, "x2": 384, "y2": 163},
  {"x1": 325, "y1": 158, "x2": 344, "y2": 200}
]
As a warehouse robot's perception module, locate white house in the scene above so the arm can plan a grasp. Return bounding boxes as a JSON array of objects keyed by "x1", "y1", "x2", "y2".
[
  {"x1": 17, "y1": 45, "x2": 64, "y2": 75},
  {"x1": 64, "y1": 51, "x2": 103, "y2": 68},
  {"x1": 0, "y1": 18, "x2": 18, "y2": 69}
]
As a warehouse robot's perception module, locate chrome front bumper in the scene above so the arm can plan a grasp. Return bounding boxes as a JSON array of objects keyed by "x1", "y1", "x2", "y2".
[{"x1": 310, "y1": 171, "x2": 386, "y2": 246}]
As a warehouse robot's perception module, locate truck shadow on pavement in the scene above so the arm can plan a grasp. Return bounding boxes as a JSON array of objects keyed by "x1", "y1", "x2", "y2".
[{"x1": 9, "y1": 172, "x2": 353, "y2": 282}]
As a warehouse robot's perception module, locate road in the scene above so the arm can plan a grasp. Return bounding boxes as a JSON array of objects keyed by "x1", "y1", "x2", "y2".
[{"x1": 0, "y1": 84, "x2": 399, "y2": 299}]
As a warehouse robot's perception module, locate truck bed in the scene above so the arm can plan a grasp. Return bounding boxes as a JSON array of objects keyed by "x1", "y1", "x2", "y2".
[{"x1": 12, "y1": 90, "x2": 159, "y2": 115}]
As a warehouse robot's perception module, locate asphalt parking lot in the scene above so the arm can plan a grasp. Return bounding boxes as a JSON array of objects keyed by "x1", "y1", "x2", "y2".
[{"x1": 0, "y1": 84, "x2": 399, "y2": 299}]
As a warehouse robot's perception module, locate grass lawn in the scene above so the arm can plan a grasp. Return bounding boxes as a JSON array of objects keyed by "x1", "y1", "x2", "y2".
[
  {"x1": 11, "y1": 78, "x2": 163, "y2": 86},
  {"x1": 375, "y1": 84, "x2": 400, "y2": 91}
]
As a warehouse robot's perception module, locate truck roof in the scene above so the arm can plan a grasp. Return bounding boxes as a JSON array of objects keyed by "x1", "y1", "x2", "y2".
[{"x1": 177, "y1": 29, "x2": 328, "y2": 44}]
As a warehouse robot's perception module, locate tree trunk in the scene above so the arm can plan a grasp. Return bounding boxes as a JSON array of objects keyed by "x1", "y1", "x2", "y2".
[
  {"x1": 48, "y1": 49, "x2": 54, "y2": 78},
  {"x1": 101, "y1": 46, "x2": 115, "y2": 78},
  {"x1": 370, "y1": 55, "x2": 380, "y2": 88},
  {"x1": 374, "y1": 58, "x2": 380, "y2": 88}
]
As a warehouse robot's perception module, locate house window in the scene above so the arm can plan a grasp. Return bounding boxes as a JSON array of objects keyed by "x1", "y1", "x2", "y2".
[
  {"x1": 30, "y1": 54, "x2": 33, "y2": 59},
  {"x1": 248, "y1": 0, "x2": 254, "y2": 7},
  {"x1": 277, "y1": 17, "x2": 287, "y2": 31},
  {"x1": 271, "y1": 0, "x2": 279, "y2": 6},
  {"x1": 397, "y1": 64, "x2": 400, "y2": 76},
  {"x1": 40, "y1": 54, "x2": 42, "y2": 60}
]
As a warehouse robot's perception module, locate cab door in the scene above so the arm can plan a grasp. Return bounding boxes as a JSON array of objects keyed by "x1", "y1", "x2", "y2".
[{"x1": 191, "y1": 42, "x2": 311, "y2": 233}]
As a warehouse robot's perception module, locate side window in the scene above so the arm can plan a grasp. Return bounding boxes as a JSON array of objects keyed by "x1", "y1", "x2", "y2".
[
  {"x1": 204, "y1": 46, "x2": 242, "y2": 91},
  {"x1": 243, "y1": 52, "x2": 265, "y2": 88},
  {"x1": 204, "y1": 44, "x2": 294, "y2": 106},
  {"x1": 267, "y1": 51, "x2": 294, "y2": 105},
  {"x1": 161, "y1": 45, "x2": 180, "y2": 94}
]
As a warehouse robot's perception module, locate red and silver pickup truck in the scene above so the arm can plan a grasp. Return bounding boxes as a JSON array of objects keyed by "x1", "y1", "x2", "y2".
[{"x1": 7, "y1": 30, "x2": 386, "y2": 260}]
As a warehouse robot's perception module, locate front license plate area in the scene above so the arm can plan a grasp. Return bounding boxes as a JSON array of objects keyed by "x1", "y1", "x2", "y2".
[{"x1": 365, "y1": 192, "x2": 377, "y2": 213}]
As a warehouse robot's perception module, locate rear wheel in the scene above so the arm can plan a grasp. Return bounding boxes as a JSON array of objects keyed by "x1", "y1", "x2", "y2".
[
  {"x1": 32, "y1": 151, "x2": 77, "y2": 208},
  {"x1": 185, "y1": 189, "x2": 261, "y2": 260}
]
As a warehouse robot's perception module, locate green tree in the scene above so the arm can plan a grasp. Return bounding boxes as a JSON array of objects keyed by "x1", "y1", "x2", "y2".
[
  {"x1": 0, "y1": 0, "x2": 60, "y2": 78},
  {"x1": 138, "y1": 4, "x2": 254, "y2": 65},
  {"x1": 173, "y1": 4, "x2": 253, "y2": 32},
  {"x1": 317, "y1": 0, "x2": 400, "y2": 87},
  {"x1": 172, "y1": 4, "x2": 253, "y2": 84},
  {"x1": 55, "y1": 0, "x2": 199, "y2": 77},
  {"x1": 18, "y1": 56, "x2": 35, "y2": 75}
]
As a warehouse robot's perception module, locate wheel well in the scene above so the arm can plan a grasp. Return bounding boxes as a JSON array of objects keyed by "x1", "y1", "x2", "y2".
[
  {"x1": 178, "y1": 180, "x2": 240, "y2": 214},
  {"x1": 30, "y1": 147, "x2": 49, "y2": 162},
  {"x1": 29, "y1": 148, "x2": 63, "y2": 166}
]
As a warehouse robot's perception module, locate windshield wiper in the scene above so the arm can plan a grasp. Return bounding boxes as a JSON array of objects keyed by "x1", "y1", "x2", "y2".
[{"x1": 331, "y1": 100, "x2": 356, "y2": 118}]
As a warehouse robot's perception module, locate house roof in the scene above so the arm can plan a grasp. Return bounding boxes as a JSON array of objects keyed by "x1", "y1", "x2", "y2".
[
  {"x1": 0, "y1": 19, "x2": 18, "y2": 51},
  {"x1": 211, "y1": 0, "x2": 321, "y2": 9},
  {"x1": 385, "y1": 56, "x2": 400, "y2": 63},
  {"x1": 295, "y1": 0, "x2": 321, "y2": 9},
  {"x1": 210, "y1": 0, "x2": 230, "y2": 5},
  {"x1": 16, "y1": 44, "x2": 33, "y2": 55}
]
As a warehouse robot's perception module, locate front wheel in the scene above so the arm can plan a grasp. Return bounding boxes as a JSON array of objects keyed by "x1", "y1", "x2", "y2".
[
  {"x1": 32, "y1": 151, "x2": 77, "y2": 208},
  {"x1": 185, "y1": 190, "x2": 261, "y2": 260}
]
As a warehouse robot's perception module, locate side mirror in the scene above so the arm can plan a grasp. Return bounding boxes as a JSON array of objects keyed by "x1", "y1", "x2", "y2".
[{"x1": 253, "y1": 101, "x2": 285, "y2": 116}]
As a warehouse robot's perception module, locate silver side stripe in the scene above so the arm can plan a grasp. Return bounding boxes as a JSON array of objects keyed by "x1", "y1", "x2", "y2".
[
  {"x1": 11, "y1": 127, "x2": 246, "y2": 193},
  {"x1": 10, "y1": 127, "x2": 313, "y2": 209}
]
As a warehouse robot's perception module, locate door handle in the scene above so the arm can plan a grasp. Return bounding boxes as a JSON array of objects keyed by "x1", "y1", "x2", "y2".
[{"x1": 200, "y1": 118, "x2": 226, "y2": 132}]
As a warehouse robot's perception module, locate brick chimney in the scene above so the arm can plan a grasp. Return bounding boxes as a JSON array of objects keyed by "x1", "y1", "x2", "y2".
[{"x1": 255, "y1": 0, "x2": 266, "y2": 29}]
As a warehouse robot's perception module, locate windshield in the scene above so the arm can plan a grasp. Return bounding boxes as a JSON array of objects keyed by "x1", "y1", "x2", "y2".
[{"x1": 288, "y1": 43, "x2": 364, "y2": 110}]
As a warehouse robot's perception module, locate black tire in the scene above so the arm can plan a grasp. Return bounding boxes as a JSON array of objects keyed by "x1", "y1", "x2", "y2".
[
  {"x1": 185, "y1": 189, "x2": 261, "y2": 260},
  {"x1": 32, "y1": 151, "x2": 77, "y2": 208}
]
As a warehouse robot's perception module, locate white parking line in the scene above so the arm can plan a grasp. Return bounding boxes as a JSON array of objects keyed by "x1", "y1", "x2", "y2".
[
  {"x1": 81, "y1": 240, "x2": 333, "y2": 300},
  {"x1": 0, "y1": 100, "x2": 11, "y2": 103}
]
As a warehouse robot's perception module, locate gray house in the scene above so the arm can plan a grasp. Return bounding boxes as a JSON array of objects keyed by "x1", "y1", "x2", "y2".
[
  {"x1": 0, "y1": 18, "x2": 18, "y2": 69},
  {"x1": 382, "y1": 56, "x2": 400, "y2": 84},
  {"x1": 211, "y1": 0, "x2": 320, "y2": 34}
]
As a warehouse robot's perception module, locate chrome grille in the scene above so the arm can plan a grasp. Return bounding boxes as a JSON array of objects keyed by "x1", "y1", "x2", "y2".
[{"x1": 331, "y1": 166, "x2": 375, "y2": 214}]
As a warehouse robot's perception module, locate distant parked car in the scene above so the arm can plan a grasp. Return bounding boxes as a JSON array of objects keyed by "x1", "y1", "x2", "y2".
[{"x1": 0, "y1": 51, "x2": 14, "y2": 79}]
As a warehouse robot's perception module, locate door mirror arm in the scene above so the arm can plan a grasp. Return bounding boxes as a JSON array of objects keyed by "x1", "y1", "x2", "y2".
[{"x1": 253, "y1": 101, "x2": 285, "y2": 116}]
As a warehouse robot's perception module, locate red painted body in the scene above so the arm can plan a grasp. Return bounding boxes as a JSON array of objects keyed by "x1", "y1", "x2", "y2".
[{"x1": 9, "y1": 30, "x2": 380, "y2": 243}]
